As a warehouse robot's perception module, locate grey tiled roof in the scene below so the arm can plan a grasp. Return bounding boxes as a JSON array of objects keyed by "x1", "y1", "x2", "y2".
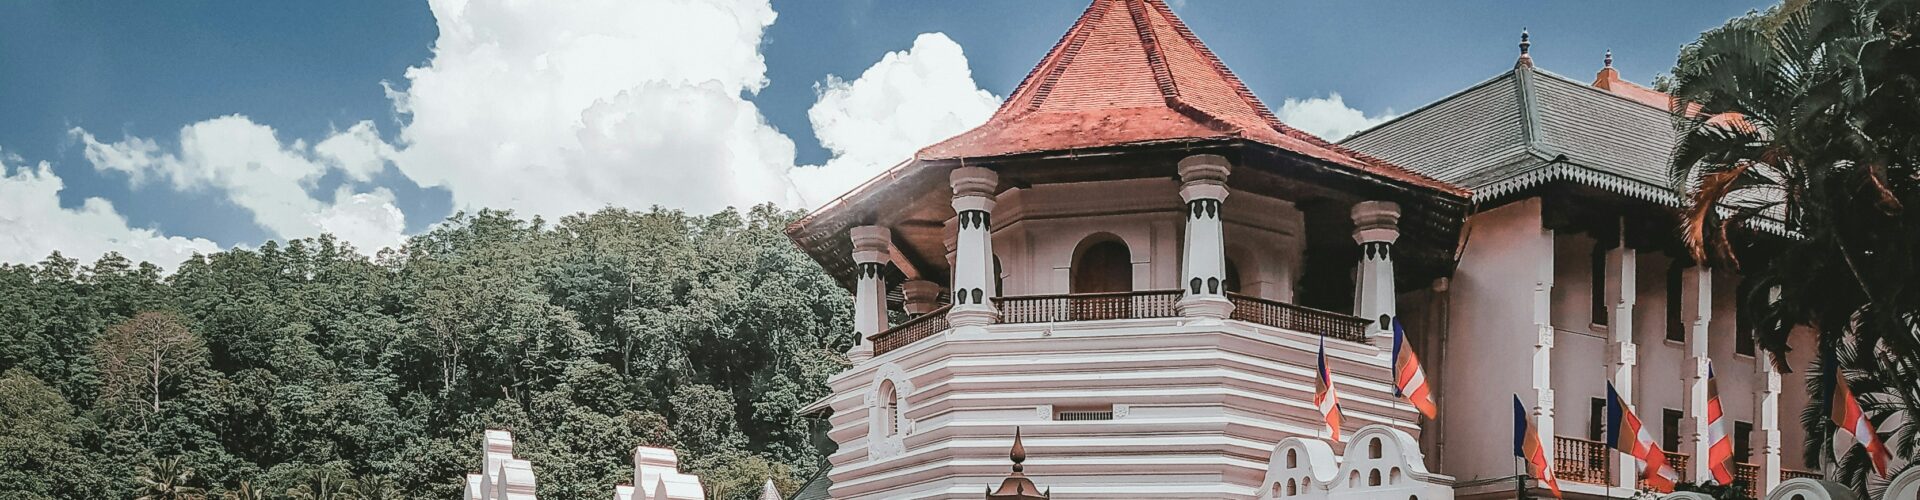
[
  {"x1": 790, "y1": 472, "x2": 832, "y2": 500},
  {"x1": 1343, "y1": 63, "x2": 1684, "y2": 206}
]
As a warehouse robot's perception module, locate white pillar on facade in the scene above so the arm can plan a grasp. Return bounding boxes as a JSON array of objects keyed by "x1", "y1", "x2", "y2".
[
  {"x1": 1607, "y1": 242, "x2": 1641, "y2": 489},
  {"x1": 1682, "y1": 265, "x2": 1714, "y2": 483},
  {"x1": 1530, "y1": 226, "x2": 1557, "y2": 456},
  {"x1": 901, "y1": 279, "x2": 942, "y2": 316},
  {"x1": 947, "y1": 167, "x2": 1000, "y2": 327},
  {"x1": 1352, "y1": 200, "x2": 1402, "y2": 338},
  {"x1": 1176, "y1": 154, "x2": 1234, "y2": 319},
  {"x1": 1756, "y1": 345, "x2": 1783, "y2": 494},
  {"x1": 849, "y1": 226, "x2": 893, "y2": 363}
]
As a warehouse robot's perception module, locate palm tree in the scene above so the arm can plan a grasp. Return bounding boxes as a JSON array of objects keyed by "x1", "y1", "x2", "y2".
[
  {"x1": 222, "y1": 480, "x2": 268, "y2": 500},
  {"x1": 285, "y1": 470, "x2": 355, "y2": 500},
  {"x1": 1667, "y1": 0, "x2": 1920, "y2": 491},
  {"x1": 135, "y1": 457, "x2": 205, "y2": 500},
  {"x1": 353, "y1": 474, "x2": 402, "y2": 500}
]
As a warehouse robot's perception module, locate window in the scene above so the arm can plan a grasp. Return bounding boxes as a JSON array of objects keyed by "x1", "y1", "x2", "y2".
[
  {"x1": 1734, "y1": 421, "x2": 1753, "y2": 463},
  {"x1": 1661, "y1": 409, "x2": 1683, "y2": 453},
  {"x1": 1592, "y1": 242, "x2": 1609, "y2": 326},
  {"x1": 1588, "y1": 398, "x2": 1607, "y2": 441},
  {"x1": 1666, "y1": 264, "x2": 1686, "y2": 342},
  {"x1": 1224, "y1": 258, "x2": 1242, "y2": 295},
  {"x1": 1735, "y1": 282, "x2": 1756, "y2": 356},
  {"x1": 878, "y1": 380, "x2": 900, "y2": 436},
  {"x1": 1072, "y1": 238, "x2": 1132, "y2": 294}
]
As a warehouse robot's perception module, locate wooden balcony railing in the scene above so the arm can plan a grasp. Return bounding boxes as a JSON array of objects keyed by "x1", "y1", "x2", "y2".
[
  {"x1": 870, "y1": 305, "x2": 951, "y2": 356},
  {"x1": 1227, "y1": 293, "x2": 1372, "y2": 343},
  {"x1": 1733, "y1": 462, "x2": 1759, "y2": 498},
  {"x1": 1780, "y1": 468, "x2": 1820, "y2": 482},
  {"x1": 872, "y1": 290, "x2": 1374, "y2": 356},
  {"x1": 1639, "y1": 453, "x2": 1690, "y2": 491},
  {"x1": 1554, "y1": 436, "x2": 1612, "y2": 485},
  {"x1": 994, "y1": 290, "x2": 1181, "y2": 323}
]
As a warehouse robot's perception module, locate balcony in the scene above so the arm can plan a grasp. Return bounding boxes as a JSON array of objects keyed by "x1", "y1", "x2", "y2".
[
  {"x1": 867, "y1": 290, "x2": 1373, "y2": 356},
  {"x1": 1733, "y1": 462, "x2": 1758, "y2": 498},
  {"x1": 1780, "y1": 468, "x2": 1819, "y2": 482},
  {"x1": 1554, "y1": 436, "x2": 1612, "y2": 485},
  {"x1": 1639, "y1": 453, "x2": 1689, "y2": 491}
]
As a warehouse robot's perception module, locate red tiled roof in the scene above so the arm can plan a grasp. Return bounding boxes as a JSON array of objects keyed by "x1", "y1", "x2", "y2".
[
  {"x1": 1593, "y1": 64, "x2": 1753, "y2": 131},
  {"x1": 915, "y1": 0, "x2": 1464, "y2": 196}
]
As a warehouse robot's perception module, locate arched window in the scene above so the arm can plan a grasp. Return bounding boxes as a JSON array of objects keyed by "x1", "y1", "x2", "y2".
[
  {"x1": 1224, "y1": 257, "x2": 1243, "y2": 294},
  {"x1": 1286, "y1": 449, "x2": 1297, "y2": 468},
  {"x1": 1369, "y1": 438, "x2": 1383, "y2": 459},
  {"x1": 1367, "y1": 469, "x2": 1382, "y2": 486},
  {"x1": 878, "y1": 380, "x2": 900, "y2": 436},
  {"x1": 1072, "y1": 237, "x2": 1132, "y2": 294}
]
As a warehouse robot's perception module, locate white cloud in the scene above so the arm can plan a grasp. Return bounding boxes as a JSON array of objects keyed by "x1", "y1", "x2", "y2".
[
  {"x1": 72, "y1": 116, "x2": 407, "y2": 255},
  {"x1": 385, "y1": 0, "x2": 799, "y2": 217},
  {"x1": 0, "y1": 150, "x2": 219, "y2": 267},
  {"x1": 791, "y1": 33, "x2": 999, "y2": 206},
  {"x1": 21, "y1": 0, "x2": 1001, "y2": 266},
  {"x1": 386, "y1": 0, "x2": 998, "y2": 215},
  {"x1": 1276, "y1": 93, "x2": 1393, "y2": 141}
]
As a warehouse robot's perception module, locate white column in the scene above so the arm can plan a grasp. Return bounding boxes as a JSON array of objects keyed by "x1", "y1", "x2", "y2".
[
  {"x1": 1682, "y1": 265, "x2": 1713, "y2": 482},
  {"x1": 1176, "y1": 154, "x2": 1234, "y2": 319},
  {"x1": 1530, "y1": 226, "x2": 1557, "y2": 455},
  {"x1": 901, "y1": 279, "x2": 942, "y2": 316},
  {"x1": 947, "y1": 167, "x2": 1000, "y2": 327},
  {"x1": 1352, "y1": 201, "x2": 1402, "y2": 339},
  {"x1": 1607, "y1": 243, "x2": 1640, "y2": 489},
  {"x1": 1756, "y1": 346, "x2": 1783, "y2": 494},
  {"x1": 849, "y1": 226, "x2": 893, "y2": 363}
]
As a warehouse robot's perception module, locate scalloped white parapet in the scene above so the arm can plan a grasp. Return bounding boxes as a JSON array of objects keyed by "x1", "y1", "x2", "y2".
[
  {"x1": 627, "y1": 446, "x2": 706, "y2": 500},
  {"x1": 466, "y1": 430, "x2": 538, "y2": 500},
  {"x1": 1761, "y1": 477, "x2": 1858, "y2": 500},
  {"x1": 1256, "y1": 424, "x2": 1452, "y2": 500}
]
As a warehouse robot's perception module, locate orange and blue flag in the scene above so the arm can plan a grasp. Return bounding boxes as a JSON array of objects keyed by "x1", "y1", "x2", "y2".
[
  {"x1": 1391, "y1": 319, "x2": 1436, "y2": 419},
  {"x1": 1513, "y1": 396, "x2": 1562, "y2": 498},
  {"x1": 1606, "y1": 382, "x2": 1679, "y2": 492},
  {"x1": 1316, "y1": 334, "x2": 1343, "y2": 442}
]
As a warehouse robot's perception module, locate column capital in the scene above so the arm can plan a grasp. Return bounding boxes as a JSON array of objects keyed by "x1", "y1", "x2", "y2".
[
  {"x1": 1176, "y1": 154, "x2": 1231, "y2": 184},
  {"x1": 949, "y1": 166, "x2": 999, "y2": 199},
  {"x1": 851, "y1": 225, "x2": 894, "y2": 265},
  {"x1": 1350, "y1": 200, "x2": 1402, "y2": 245},
  {"x1": 902, "y1": 280, "x2": 942, "y2": 315}
]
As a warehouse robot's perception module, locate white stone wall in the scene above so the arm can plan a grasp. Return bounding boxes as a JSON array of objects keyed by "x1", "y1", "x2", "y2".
[{"x1": 821, "y1": 316, "x2": 1416, "y2": 499}]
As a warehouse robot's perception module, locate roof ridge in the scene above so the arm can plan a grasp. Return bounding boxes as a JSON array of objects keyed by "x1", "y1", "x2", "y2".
[{"x1": 1001, "y1": 0, "x2": 1109, "y2": 116}]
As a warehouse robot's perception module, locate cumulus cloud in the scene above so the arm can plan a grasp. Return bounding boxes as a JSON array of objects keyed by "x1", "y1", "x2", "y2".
[
  {"x1": 14, "y1": 0, "x2": 1001, "y2": 265},
  {"x1": 72, "y1": 116, "x2": 407, "y2": 255},
  {"x1": 1276, "y1": 93, "x2": 1393, "y2": 141},
  {"x1": 386, "y1": 0, "x2": 799, "y2": 218},
  {"x1": 0, "y1": 149, "x2": 219, "y2": 266},
  {"x1": 386, "y1": 0, "x2": 997, "y2": 215},
  {"x1": 791, "y1": 33, "x2": 999, "y2": 206}
]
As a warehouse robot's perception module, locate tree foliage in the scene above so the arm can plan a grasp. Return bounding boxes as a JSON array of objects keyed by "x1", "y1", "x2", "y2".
[
  {"x1": 0, "y1": 204, "x2": 851, "y2": 499},
  {"x1": 1668, "y1": 0, "x2": 1920, "y2": 490}
]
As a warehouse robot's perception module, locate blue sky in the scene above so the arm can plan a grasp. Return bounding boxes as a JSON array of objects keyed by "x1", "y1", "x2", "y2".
[{"x1": 0, "y1": 0, "x2": 1771, "y2": 266}]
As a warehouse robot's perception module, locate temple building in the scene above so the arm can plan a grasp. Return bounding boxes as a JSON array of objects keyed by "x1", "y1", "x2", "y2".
[{"x1": 784, "y1": 0, "x2": 1830, "y2": 499}]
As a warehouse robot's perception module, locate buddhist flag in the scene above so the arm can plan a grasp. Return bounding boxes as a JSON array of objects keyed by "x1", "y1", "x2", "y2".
[
  {"x1": 1705, "y1": 362, "x2": 1734, "y2": 485},
  {"x1": 1316, "y1": 334, "x2": 1343, "y2": 442},
  {"x1": 1513, "y1": 396, "x2": 1562, "y2": 498},
  {"x1": 1606, "y1": 382, "x2": 1680, "y2": 492},
  {"x1": 1391, "y1": 319, "x2": 1437, "y2": 419},
  {"x1": 1830, "y1": 369, "x2": 1891, "y2": 477}
]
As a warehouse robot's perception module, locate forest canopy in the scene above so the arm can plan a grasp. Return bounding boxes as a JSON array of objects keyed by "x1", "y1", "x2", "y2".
[{"x1": 0, "y1": 204, "x2": 852, "y2": 499}]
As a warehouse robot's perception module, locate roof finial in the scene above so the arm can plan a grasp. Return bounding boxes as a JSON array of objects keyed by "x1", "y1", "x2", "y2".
[
  {"x1": 1010, "y1": 427, "x2": 1027, "y2": 473},
  {"x1": 1516, "y1": 28, "x2": 1534, "y2": 67},
  {"x1": 1604, "y1": 49, "x2": 1613, "y2": 68}
]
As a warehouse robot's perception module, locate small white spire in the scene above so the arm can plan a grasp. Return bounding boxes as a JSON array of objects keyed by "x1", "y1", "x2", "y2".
[{"x1": 759, "y1": 478, "x2": 782, "y2": 500}]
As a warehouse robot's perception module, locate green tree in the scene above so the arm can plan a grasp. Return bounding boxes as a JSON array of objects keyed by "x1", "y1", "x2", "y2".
[
  {"x1": 1667, "y1": 0, "x2": 1920, "y2": 490},
  {"x1": 0, "y1": 368, "x2": 111, "y2": 497},
  {"x1": 136, "y1": 457, "x2": 204, "y2": 500}
]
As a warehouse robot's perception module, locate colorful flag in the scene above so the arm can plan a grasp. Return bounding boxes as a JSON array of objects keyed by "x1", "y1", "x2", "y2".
[
  {"x1": 1830, "y1": 370, "x2": 1891, "y2": 477},
  {"x1": 1705, "y1": 362, "x2": 1734, "y2": 485},
  {"x1": 1391, "y1": 319, "x2": 1437, "y2": 419},
  {"x1": 1606, "y1": 382, "x2": 1680, "y2": 492},
  {"x1": 1315, "y1": 335, "x2": 1343, "y2": 442},
  {"x1": 1513, "y1": 396, "x2": 1562, "y2": 498}
]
